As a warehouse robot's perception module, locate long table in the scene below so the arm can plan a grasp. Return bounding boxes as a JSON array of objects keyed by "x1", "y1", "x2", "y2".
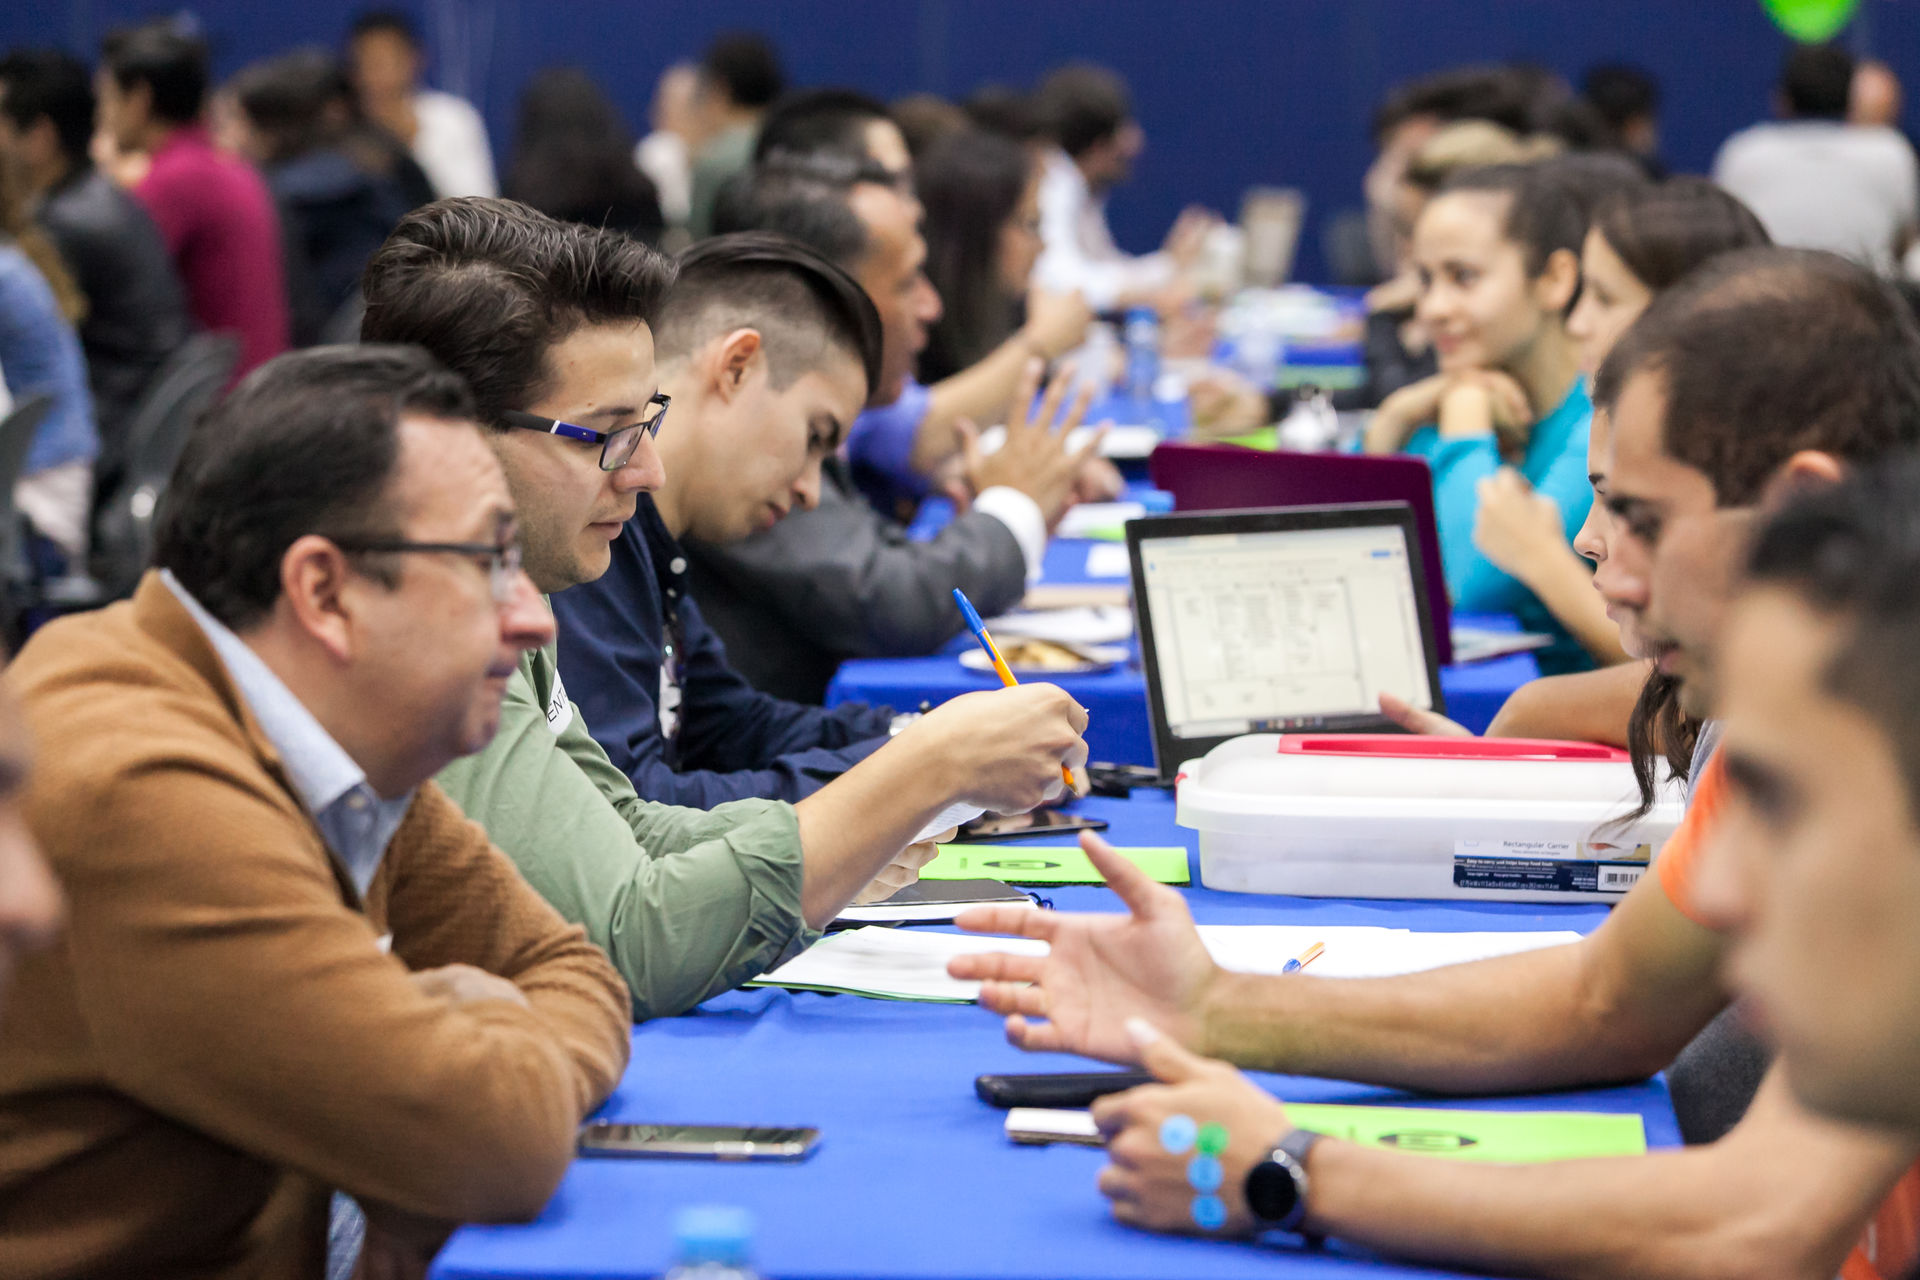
[
  {"x1": 825, "y1": 538, "x2": 1541, "y2": 763},
  {"x1": 433, "y1": 787, "x2": 1675, "y2": 1280}
]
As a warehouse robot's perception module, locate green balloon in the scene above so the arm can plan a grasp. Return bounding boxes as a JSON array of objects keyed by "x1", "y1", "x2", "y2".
[{"x1": 1763, "y1": 0, "x2": 1862, "y2": 42}]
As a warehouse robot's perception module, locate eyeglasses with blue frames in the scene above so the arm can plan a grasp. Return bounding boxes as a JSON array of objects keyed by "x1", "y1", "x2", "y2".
[
  {"x1": 501, "y1": 393, "x2": 671, "y2": 471},
  {"x1": 332, "y1": 536, "x2": 526, "y2": 605}
]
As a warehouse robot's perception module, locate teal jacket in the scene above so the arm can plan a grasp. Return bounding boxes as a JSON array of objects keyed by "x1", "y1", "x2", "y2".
[
  {"x1": 1404, "y1": 380, "x2": 1595, "y2": 672},
  {"x1": 436, "y1": 636, "x2": 814, "y2": 1019}
]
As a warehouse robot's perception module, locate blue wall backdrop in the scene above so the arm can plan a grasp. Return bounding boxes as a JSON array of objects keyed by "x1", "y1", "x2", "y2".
[{"x1": 6, "y1": 0, "x2": 1918, "y2": 279}]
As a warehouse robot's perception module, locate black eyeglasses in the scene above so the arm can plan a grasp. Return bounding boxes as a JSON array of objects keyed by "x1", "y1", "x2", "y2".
[
  {"x1": 501, "y1": 393, "x2": 671, "y2": 471},
  {"x1": 333, "y1": 537, "x2": 525, "y2": 604}
]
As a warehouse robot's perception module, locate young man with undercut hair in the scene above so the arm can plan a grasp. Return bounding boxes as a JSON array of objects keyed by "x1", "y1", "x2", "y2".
[
  {"x1": 952, "y1": 247, "x2": 1920, "y2": 1279},
  {"x1": 697, "y1": 155, "x2": 1098, "y2": 703},
  {"x1": 362, "y1": 197, "x2": 1089, "y2": 1020},
  {"x1": 550, "y1": 231, "x2": 896, "y2": 805}
]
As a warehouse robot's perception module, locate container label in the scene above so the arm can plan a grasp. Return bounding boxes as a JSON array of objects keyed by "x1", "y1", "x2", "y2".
[{"x1": 1454, "y1": 838, "x2": 1651, "y2": 895}]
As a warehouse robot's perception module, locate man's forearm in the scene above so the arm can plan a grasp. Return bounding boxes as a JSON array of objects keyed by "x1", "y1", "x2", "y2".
[
  {"x1": 1203, "y1": 938, "x2": 1700, "y2": 1094},
  {"x1": 792, "y1": 738, "x2": 957, "y2": 927},
  {"x1": 1300, "y1": 1077, "x2": 1913, "y2": 1280}
]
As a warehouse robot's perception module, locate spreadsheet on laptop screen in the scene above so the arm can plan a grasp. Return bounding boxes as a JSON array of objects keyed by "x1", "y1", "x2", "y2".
[{"x1": 1137, "y1": 522, "x2": 1436, "y2": 738}]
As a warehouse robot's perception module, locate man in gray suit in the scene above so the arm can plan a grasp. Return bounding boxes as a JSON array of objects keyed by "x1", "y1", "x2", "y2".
[{"x1": 688, "y1": 156, "x2": 1091, "y2": 703}]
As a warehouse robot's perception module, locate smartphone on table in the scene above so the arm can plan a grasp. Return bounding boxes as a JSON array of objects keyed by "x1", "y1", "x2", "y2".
[
  {"x1": 577, "y1": 1123, "x2": 820, "y2": 1161},
  {"x1": 957, "y1": 810, "x2": 1109, "y2": 841}
]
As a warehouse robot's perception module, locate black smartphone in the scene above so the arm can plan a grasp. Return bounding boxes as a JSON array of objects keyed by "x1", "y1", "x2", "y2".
[
  {"x1": 576, "y1": 1123, "x2": 820, "y2": 1161},
  {"x1": 957, "y1": 810, "x2": 1110, "y2": 841},
  {"x1": 974, "y1": 1071, "x2": 1156, "y2": 1109},
  {"x1": 1085, "y1": 762, "x2": 1176, "y2": 797}
]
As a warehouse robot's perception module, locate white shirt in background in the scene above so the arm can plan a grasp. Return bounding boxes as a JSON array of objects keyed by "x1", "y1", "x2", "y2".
[
  {"x1": 1034, "y1": 147, "x2": 1172, "y2": 311},
  {"x1": 636, "y1": 131, "x2": 692, "y2": 228},
  {"x1": 1712, "y1": 120, "x2": 1918, "y2": 273},
  {"x1": 411, "y1": 89, "x2": 498, "y2": 199}
]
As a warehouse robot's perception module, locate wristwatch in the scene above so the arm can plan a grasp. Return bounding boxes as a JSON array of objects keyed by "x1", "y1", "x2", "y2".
[{"x1": 1244, "y1": 1128, "x2": 1323, "y2": 1236}]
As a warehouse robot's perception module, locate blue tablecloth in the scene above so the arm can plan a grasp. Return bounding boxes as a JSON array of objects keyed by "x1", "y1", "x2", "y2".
[
  {"x1": 433, "y1": 788, "x2": 1673, "y2": 1280},
  {"x1": 826, "y1": 537, "x2": 1539, "y2": 765}
]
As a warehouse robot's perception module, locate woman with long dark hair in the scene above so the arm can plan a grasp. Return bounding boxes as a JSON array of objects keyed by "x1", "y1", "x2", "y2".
[
  {"x1": 506, "y1": 68, "x2": 663, "y2": 245},
  {"x1": 918, "y1": 127, "x2": 1052, "y2": 383}
]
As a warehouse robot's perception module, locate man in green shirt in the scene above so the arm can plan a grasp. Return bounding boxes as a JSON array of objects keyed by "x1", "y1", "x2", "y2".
[{"x1": 360, "y1": 197, "x2": 1089, "y2": 1019}]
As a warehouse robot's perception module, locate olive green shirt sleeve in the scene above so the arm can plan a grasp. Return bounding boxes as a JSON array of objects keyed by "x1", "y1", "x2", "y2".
[{"x1": 435, "y1": 643, "x2": 815, "y2": 1020}]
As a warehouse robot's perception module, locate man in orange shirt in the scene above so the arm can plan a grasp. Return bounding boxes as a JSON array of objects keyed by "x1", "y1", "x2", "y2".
[
  {"x1": 951, "y1": 247, "x2": 1920, "y2": 1277},
  {"x1": 1693, "y1": 460, "x2": 1920, "y2": 1276}
]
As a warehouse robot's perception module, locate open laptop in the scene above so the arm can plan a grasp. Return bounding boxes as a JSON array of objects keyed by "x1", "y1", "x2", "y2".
[
  {"x1": 1147, "y1": 443, "x2": 1453, "y2": 663},
  {"x1": 1127, "y1": 504, "x2": 1447, "y2": 777}
]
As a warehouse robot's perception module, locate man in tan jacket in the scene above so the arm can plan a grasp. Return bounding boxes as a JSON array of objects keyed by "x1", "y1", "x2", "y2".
[{"x1": 0, "y1": 345, "x2": 633, "y2": 1279}]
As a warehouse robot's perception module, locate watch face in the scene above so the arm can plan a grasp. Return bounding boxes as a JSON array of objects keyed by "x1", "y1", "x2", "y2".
[{"x1": 1246, "y1": 1157, "x2": 1302, "y2": 1223}]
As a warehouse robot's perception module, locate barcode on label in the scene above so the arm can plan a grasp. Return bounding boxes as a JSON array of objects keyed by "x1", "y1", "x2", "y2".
[{"x1": 1598, "y1": 866, "x2": 1644, "y2": 891}]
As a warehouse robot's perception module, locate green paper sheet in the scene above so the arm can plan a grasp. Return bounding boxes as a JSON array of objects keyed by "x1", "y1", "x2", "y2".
[
  {"x1": 920, "y1": 844, "x2": 1190, "y2": 886},
  {"x1": 1282, "y1": 1103, "x2": 1645, "y2": 1162}
]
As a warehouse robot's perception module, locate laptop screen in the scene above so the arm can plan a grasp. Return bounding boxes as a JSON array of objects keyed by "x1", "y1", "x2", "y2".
[{"x1": 1129, "y1": 504, "x2": 1445, "y2": 772}]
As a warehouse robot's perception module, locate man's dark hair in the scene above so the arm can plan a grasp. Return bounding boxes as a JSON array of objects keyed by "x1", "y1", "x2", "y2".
[
  {"x1": 229, "y1": 49, "x2": 345, "y2": 166},
  {"x1": 1596, "y1": 248, "x2": 1920, "y2": 821},
  {"x1": 1747, "y1": 452, "x2": 1920, "y2": 812},
  {"x1": 360, "y1": 196, "x2": 676, "y2": 428},
  {"x1": 1594, "y1": 177, "x2": 1770, "y2": 293},
  {"x1": 656, "y1": 230, "x2": 882, "y2": 400},
  {"x1": 1594, "y1": 247, "x2": 1920, "y2": 506},
  {"x1": 1582, "y1": 64, "x2": 1660, "y2": 129},
  {"x1": 1371, "y1": 65, "x2": 1538, "y2": 144},
  {"x1": 0, "y1": 49, "x2": 94, "y2": 166},
  {"x1": 701, "y1": 32, "x2": 783, "y2": 111},
  {"x1": 1436, "y1": 163, "x2": 1585, "y2": 276},
  {"x1": 100, "y1": 19, "x2": 208, "y2": 126},
  {"x1": 710, "y1": 154, "x2": 877, "y2": 270},
  {"x1": 1781, "y1": 44, "x2": 1854, "y2": 120},
  {"x1": 962, "y1": 84, "x2": 1043, "y2": 142},
  {"x1": 348, "y1": 9, "x2": 420, "y2": 47},
  {"x1": 1034, "y1": 63, "x2": 1131, "y2": 158},
  {"x1": 753, "y1": 88, "x2": 890, "y2": 164},
  {"x1": 153, "y1": 345, "x2": 476, "y2": 630}
]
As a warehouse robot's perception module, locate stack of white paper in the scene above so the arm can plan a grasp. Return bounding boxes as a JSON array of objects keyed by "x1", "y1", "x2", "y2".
[{"x1": 748, "y1": 924, "x2": 1584, "y2": 1003}]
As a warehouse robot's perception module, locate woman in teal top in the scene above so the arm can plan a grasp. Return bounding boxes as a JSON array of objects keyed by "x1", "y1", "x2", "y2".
[{"x1": 1362, "y1": 163, "x2": 1593, "y2": 672}]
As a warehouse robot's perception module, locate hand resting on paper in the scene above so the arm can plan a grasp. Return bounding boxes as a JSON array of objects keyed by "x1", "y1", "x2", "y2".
[{"x1": 948, "y1": 832, "x2": 1220, "y2": 1063}]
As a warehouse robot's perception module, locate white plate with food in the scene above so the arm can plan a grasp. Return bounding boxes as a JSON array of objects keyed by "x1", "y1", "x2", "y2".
[{"x1": 959, "y1": 639, "x2": 1129, "y2": 677}]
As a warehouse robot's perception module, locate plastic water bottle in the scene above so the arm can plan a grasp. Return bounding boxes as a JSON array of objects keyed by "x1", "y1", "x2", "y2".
[
  {"x1": 1123, "y1": 305, "x2": 1161, "y2": 408},
  {"x1": 664, "y1": 1206, "x2": 761, "y2": 1280}
]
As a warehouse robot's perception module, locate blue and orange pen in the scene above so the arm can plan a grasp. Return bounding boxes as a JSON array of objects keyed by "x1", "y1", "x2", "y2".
[
  {"x1": 1281, "y1": 941, "x2": 1325, "y2": 974},
  {"x1": 952, "y1": 587, "x2": 1077, "y2": 791}
]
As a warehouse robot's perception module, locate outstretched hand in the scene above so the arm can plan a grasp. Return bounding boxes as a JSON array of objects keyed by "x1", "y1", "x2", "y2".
[{"x1": 948, "y1": 832, "x2": 1220, "y2": 1062}]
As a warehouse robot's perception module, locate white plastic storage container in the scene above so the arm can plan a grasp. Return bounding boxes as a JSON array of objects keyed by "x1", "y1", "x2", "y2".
[{"x1": 1177, "y1": 734, "x2": 1685, "y2": 903}]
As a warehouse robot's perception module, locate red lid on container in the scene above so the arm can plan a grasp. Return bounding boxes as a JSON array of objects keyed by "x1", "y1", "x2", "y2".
[{"x1": 1275, "y1": 734, "x2": 1628, "y2": 764}]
